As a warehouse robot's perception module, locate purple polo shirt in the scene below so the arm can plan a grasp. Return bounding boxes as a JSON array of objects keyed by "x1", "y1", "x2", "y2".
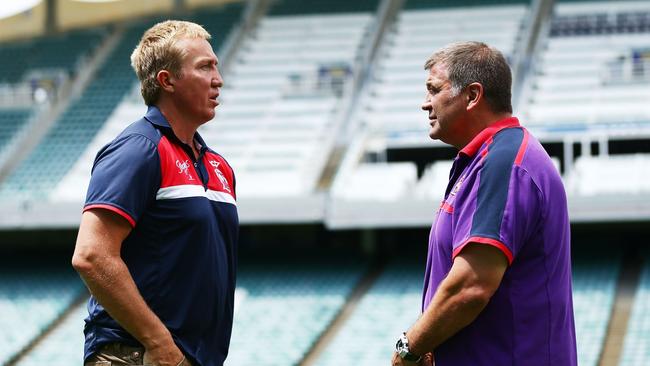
[{"x1": 422, "y1": 117, "x2": 577, "y2": 366}]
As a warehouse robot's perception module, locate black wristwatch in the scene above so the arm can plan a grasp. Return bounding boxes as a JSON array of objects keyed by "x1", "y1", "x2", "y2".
[{"x1": 395, "y1": 332, "x2": 422, "y2": 363}]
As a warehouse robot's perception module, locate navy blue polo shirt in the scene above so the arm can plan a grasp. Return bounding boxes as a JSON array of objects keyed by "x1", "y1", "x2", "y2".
[{"x1": 82, "y1": 106, "x2": 238, "y2": 366}]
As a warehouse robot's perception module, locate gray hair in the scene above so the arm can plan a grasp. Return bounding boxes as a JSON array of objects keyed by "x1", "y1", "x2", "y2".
[{"x1": 424, "y1": 41, "x2": 512, "y2": 114}]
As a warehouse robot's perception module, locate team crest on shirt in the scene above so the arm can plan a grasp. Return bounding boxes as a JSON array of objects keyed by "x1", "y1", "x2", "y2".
[
  {"x1": 209, "y1": 160, "x2": 232, "y2": 193},
  {"x1": 451, "y1": 176, "x2": 465, "y2": 196},
  {"x1": 176, "y1": 159, "x2": 194, "y2": 181}
]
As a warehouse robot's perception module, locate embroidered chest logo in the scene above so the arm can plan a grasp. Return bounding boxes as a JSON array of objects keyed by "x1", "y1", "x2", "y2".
[
  {"x1": 209, "y1": 160, "x2": 231, "y2": 193},
  {"x1": 176, "y1": 159, "x2": 194, "y2": 181},
  {"x1": 451, "y1": 176, "x2": 465, "y2": 196}
]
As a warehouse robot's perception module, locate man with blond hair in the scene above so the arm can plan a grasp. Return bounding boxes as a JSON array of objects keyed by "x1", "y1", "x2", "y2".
[
  {"x1": 392, "y1": 41, "x2": 576, "y2": 366},
  {"x1": 73, "y1": 20, "x2": 238, "y2": 366}
]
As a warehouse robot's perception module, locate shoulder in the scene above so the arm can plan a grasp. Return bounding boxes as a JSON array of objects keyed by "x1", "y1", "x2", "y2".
[
  {"x1": 114, "y1": 118, "x2": 163, "y2": 147},
  {"x1": 93, "y1": 119, "x2": 162, "y2": 167},
  {"x1": 488, "y1": 127, "x2": 525, "y2": 161}
]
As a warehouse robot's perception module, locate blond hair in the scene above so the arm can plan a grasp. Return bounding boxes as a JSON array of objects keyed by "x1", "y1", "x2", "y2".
[{"x1": 131, "y1": 20, "x2": 211, "y2": 106}]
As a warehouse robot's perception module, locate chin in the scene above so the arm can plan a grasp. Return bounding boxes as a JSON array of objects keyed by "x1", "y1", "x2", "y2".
[{"x1": 203, "y1": 110, "x2": 216, "y2": 122}]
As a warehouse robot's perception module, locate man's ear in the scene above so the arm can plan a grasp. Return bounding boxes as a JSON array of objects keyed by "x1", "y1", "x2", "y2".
[
  {"x1": 157, "y1": 70, "x2": 174, "y2": 93},
  {"x1": 466, "y1": 82, "x2": 483, "y2": 111}
]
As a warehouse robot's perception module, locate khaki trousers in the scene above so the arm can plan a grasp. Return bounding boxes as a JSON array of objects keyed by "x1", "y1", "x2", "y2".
[{"x1": 84, "y1": 342, "x2": 191, "y2": 366}]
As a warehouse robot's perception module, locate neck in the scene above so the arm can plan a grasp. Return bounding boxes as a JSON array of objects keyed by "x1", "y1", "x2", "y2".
[
  {"x1": 456, "y1": 111, "x2": 512, "y2": 150},
  {"x1": 156, "y1": 102, "x2": 199, "y2": 145}
]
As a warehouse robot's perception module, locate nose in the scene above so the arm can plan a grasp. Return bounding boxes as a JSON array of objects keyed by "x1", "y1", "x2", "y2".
[
  {"x1": 422, "y1": 96, "x2": 432, "y2": 111},
  {"x1": 213, "y1": 67, "x2": 224, "y2": 88}
]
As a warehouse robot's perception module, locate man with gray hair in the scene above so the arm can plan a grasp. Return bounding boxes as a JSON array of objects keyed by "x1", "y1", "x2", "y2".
[
  {"x1": 73, "y1": 20, "x2": 238, "y2": 366},
  {"x1": 392, "y1": 41, "x2": 576, "y2": 366}
]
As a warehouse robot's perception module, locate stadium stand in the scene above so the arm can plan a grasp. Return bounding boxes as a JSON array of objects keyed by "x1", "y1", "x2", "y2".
[
  {"x1": 225, "y1": 257, "x2": 367, "y2": 366},
  {"x1": 51, "y1": 3, "x2": 245, "y2": 203},
  {"x1": 327, "y1": 1, "x2": 528, "y2": 227},
  {"x1": 520, "y1": 1, "x2": 650, "y2": 128},
  {"x1": 313, "y1": 259, "x2": 422, "y2": 366},
  {"x1": 0, "y1": 108, "x2": 33, "y2": 155},
  {"x1": 0, "y1": 23, "x2": 152, "y2": 201},
  {"x1": 0, "y1": 260, "x2": 84, "y2": 365},
  {"x1": 620, "y1": 252, "x2": 650, "y2": 365},
  {"x1": 356, "y1": 2, "x2": 527, "y2": 143},
  {"x1": 267, "y1": 0, "x2": 378, "y2": 15},
  {"x1": 565, "y1": 154, "x2": 650, "y2": 196},
  {"x1": 200, "y1": 0, "x2": 378, "y2": 200},
  {"x1": 1, "y1": 1, "x2": 649, "y2": 365},
  {"x1": 414, "y1": 160, "x2": 454, "y2": 200},
  {"x1": 0, "y1": 28, "x2": 106, "y2": 85},
  {"x1": 14, "y1": 301, "x2": 87, "y2": 366},
  {"x1": 572, "y1": 251, "x2": 621, "y2": 366}
]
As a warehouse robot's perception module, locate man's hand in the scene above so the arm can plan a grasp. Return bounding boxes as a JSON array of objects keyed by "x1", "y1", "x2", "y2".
[
  {"x1": 391, "y1": 352, "x2": 433, "y2": 366},
  {"x1": 143, "y1": 343, "x2": 187, "y2": 366}
]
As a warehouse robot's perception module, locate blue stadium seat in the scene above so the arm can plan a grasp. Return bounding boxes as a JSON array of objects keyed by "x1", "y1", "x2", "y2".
[
  {"x1": 572, "y1": 253, "x2": 621, "y2": 366},
  {"x1": 0, "y1": 108, "x2": 33, "y2": 153},
  {"x1": 0, "y1": 264, "x2": 84, "y2": 365},
  {"x1": 620, "y1": 253, "x2": 650, "y2": 365},
  {"x1": 313, "y1": 259, "x2": 423, "y2": 366},
  {"x1": 226, "y1": 258, "x2": 367, "y2": 366}
]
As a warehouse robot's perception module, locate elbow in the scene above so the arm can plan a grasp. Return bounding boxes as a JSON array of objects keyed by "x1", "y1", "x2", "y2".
[
  {"x1": 455, "y1": 285, "x2": 495, "y2": 312},
  {"x1": 71, "y1": 250, "x2": 96, "y2": 275}
]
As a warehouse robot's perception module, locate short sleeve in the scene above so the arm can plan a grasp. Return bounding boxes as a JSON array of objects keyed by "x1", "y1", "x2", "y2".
[
  {"x1": 84, "y1": 134, "x2": 161, "y2": 227},
  {"x1": 451, "y1": 129, "x2": 541, "y2": 265}
]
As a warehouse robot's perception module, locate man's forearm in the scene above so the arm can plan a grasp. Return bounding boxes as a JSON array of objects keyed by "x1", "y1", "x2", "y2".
[
  {"x1": 406, "y1": 244, "x2": 507, "y2": 356},
  {"x1": 406, "y1": 279, "x2": 489, "y2": 355},
  {"x1": 76, "y1": 255, "x2": 174, "y2": 350}
]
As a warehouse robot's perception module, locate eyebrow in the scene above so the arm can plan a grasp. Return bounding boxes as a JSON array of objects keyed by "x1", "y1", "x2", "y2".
[
  {"x1": 426, "y1": 81, "x2": 441, "y2": 89},
  {"x1": 197, "y1": 56, "x2": 218, "y2": 65}
]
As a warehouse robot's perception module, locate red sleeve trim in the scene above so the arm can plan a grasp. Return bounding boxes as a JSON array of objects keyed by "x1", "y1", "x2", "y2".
[
  {"x1": 514, "y1": 129, "x2": 529, "y2": 166},
  {"x1": 452, "y1": 236, "x2": 514, "y2": 265},
  {"x1": 83, "y1": 204, "x2": 136, "y2": 228}
]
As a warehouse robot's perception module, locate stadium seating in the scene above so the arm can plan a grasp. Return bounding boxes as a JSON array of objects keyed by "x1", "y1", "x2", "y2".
[
  {"x1": 404, "y1": 0, "x2": 528, "y2": 10},
  {"x1": 333, "y1": 162, "x2": 418, "y2": 201},
  {"x1": 0, "y1": 23, "x2": 149, "y2": 201},
  {"x1": 414, "y1": 160, "x2": 454, "y2": 201},
  {"x1": 0, "y1": 28, "x2": 106, "y2": 84},
  {"x1": 328, "y1": 2, "x2": 527, "y2": 226},
  {"x1": 572, "y1": 252, "x2": 621, "y2": 366},
  {"x1": 313, "y1": 260, "x2": 423, "y2": 366},
  {"x1": 15, "y1": 301, "x2": 87, "y2": 366},
  {"x1": 520, "y1": 1, "x2": 650, "y2": 128},
  {"x1": 0, "y1": 264, "x2": 83, "y2": 365},
  {"x1": 268, "y1": 0, "x2": 377, "y2": 15},
  {"x1": 50, "y1": 4, "x2": 244, "y2": 203},
  {"x1": 356, "y1": 3, "x2": 527, "y2": 143},
  {"x1": 0, "y1": 4, "x2": 244, "y2": 202},
  {"x1": 0, "y1": 108, "x2": 33, "y2": 154},
  {"x1": 200, "y1": 5, "x2": 376, "y2": 198},
  {"x1": 565, "y1": 154, "x2": 650, "y2": 196},
  {"x1": 225, "y1": 258, "x2": 366, "y2": 366},
  {"x1": 0, "y1": 2, "x2": 648, "y2": 365},
  {"x1": 620, "y1": 253, "x2": 650, "y2": 366}
]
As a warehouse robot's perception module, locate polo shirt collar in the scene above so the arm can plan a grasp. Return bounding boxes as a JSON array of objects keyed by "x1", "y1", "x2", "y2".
[
  {"x1": 144, "y1": 105, "x2": 171, "y2": 128},
  {"x1": 459, "y1": 116, "x2": 520, "y2": 157},
  {"x1": 144, "y1": 105, "x2": 208, "y2": 151}
]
